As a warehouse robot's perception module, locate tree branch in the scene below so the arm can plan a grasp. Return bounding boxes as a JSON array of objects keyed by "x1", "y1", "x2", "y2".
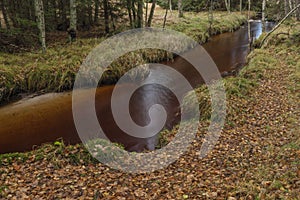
[{"x1": 259, "y1": 3, "x2": 300, "y2": 48}]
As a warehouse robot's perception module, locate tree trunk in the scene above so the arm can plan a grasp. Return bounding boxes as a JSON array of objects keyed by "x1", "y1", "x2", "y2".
[
  {"x1": 103, "y1": 0, "x2": 110, "y2": 33},
  {"x1": 34, "y1": 0, "x2": 46, "y2": 52},
  {"x1": 208, "y1": 0, "x2": 214, "y2": 34},
  {"x1": 132, "y1": 0, "x2": 136, "y2": 25},
  {"x1": 94, "y1": 0, "x2": 100, "y2": 23},
  {"x1": 126, "y1": 0, "x2": 133, "y2": 28},
  {"x1": 0, "y1": 0, "x2": 10, "y2": 29},
  {"x1": 109, "y1": 3, "x2": 116, "y2": 31},
  {"x1": 51, "y1": 0, "x2": 58, "y2": 29},
  {"x1": 289, "y1": 0, "x2": 293, "y2": 10},
  {"x1": 225, "y1": 0, "x2": 230, "y2": 13},
  {"x1": 70, "y1": 0, "x2": 77, "y2": 30},
  {"x1": 6, "y1": 0, "x2": 18, "y2": 27},
  {"x1": 248, "y1": 0, "x2": 252, "y2": 46},
  {"x1": 137, "y1": 0, "x2": 143, "y2": 28},
  {"x1": 285, "y1": 0, "x2": 289, "y2": 15},
  {"x1": 147, "y1": 0, "x2": 156, "y2": 27},
  {"x1": 60, "y1": 0, "x2": 67, "y2": 29},
  {"x1": 297, "y1": 0, "x2": 300, "y2": 20},
  {"x1": 88, "y1": 0, "x2": 93, "y2": 26},
  {"x1": 262, "y1": 0, "x2": 266, "y2": 22},
  {"x1": 178, "y1": 0, "x2": 183, "y2": 18},
  {"x1": 145, "y1": 1, "x2": 148, "y2": 23},
  {"x1": 163, "y1": 3, "x2": 168, "y2": 29},
  {"x1": 169, "y1": 0, "x2": 172, "y2": 12},
  {"x1": 240, "y1": 0, "x2": 243, "y2": 13}
]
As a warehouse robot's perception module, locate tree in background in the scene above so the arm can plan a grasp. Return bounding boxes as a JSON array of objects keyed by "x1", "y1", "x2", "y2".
[
  {"x1": 34, "y1": 0, "x2": 46, "y2": 52},
  {"x1": 70, "y1": 0, "x2": 77, "y2": 31},
  {"x1": 297, "y1": 0, "x2": 300, "y2": 20},
  {"x1": 240, "y1": 0, "x2": 243, "y2": 13},
  {"x1": 262, "y1": 0, "x2": 266, "y2": 22},
  {"x1": 147, "y1": 0, "x2": 157, "y2": 27},
  {"x1": 0, "y1": 0, "x2": 10, "y2": 29},
  {"x1": 248, "y1": 0, "x2": 251, "y2": 46},
  {"x1": 137, "y1": 0, "x2": 143, "y2": 28},
  {"x1": 208, "y1": 0, "x2": 214, "y2": 34},
  {"x1": 103, "y1": 0, "x2": 110, "y2": 33},
  {"x1": 224, "y1": 0, "x2": 231, "y2": 13},
  {"x1": 1, "y1": 0, "x2": 299, "y2": 53},
  {"x1": 178, "y1": 0, "x2": 183, "y2": 17}
]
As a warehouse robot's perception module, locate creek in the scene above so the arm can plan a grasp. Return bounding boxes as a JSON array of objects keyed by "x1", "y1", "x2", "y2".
[{"x1": 0, "y1": 21, "x2": 275, "y2": 154}]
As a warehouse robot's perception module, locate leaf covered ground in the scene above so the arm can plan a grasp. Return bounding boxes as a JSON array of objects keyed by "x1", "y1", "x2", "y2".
[{"x1": 0, "y1": 22, "x2": 299, "y2": 200}]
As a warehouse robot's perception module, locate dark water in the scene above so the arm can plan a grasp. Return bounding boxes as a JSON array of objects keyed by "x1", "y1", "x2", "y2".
[
  {"x1": 0, "y1": 21, "x2": 274, "y2": 154},
  {"x1": 203, "y1": 20, "x2": 274, "y2": 72}
]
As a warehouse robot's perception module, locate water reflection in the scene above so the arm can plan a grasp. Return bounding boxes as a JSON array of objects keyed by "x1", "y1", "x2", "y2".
[{"x1": 203, "y1": 21, "x2": 275, "y2": 73}]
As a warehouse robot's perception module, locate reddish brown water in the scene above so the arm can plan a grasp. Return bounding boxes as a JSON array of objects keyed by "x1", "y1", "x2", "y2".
[{"x1": 0, "y1": 21, "x2": 274, "y2": 154}]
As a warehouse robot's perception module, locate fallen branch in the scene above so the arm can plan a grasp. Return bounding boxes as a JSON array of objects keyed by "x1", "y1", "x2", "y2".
[{"x1": 260, "y1": 3, "x2": 300, "y2": 48}]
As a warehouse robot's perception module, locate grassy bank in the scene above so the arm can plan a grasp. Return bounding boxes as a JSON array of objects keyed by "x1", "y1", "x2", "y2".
[
  {"x1": 153, "y1": 10, "x2": 248, "y2": 43},
  {"x1": 0, "y1": 11, "x2": 246, "y2": 104}
]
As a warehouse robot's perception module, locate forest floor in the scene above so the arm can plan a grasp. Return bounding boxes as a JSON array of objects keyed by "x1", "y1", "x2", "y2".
[{"x1": 0, "y1": 21, "x2": 299, "y2": 199}]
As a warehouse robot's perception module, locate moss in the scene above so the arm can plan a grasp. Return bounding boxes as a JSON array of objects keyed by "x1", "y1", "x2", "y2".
[{"x1": 155, "y1": 12, "x2": 247, "y2": 44}]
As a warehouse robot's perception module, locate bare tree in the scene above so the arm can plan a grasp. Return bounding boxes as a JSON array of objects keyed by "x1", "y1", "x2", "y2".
[
  {"x1": 163, "y1": 0, "x2": 169, "y2": 28},
  {"x1": 240, "y1": 0, "x2": 243, "y2": 13},
  {"x1": 137, "y1": 0, "x2": 143, "y2": 27},
  {"x1": 248, "y1": 0, "x2": 251, "y2": 46},
  {"x1": 225, "y1": 0, "x2": 231, "y2": 13},
  {"x1": 0, "y1": 0, "x2": 10, "y2": 29},
  {"x1": 289, "y1": 0, "x2": 293, "y2": 10},
  {"x1": 285, "y1": 0, "x2": 289, "y2": 15},
  {"x1": 70, "y1": 0, "x2": 77, "y2": 31},
  {"x1": 208, "y1": 0, "x2": 214, "y2": 34},
  {"x1": 103, "y1": 0, "x2": 110, "y2": 33},
  {"x1": 145, "y1": 1, "x2": 148, "y2": 23},
  {"x1": 147, "y1": 0, "x2": 156, "y2": 27},
  {"x1": 94, "y1": 0, "x2": 100, "y2": 23},
  {"x1": 34, "y1": 0, "x2": 46, "y2": 52},
  {"x1": 126, "y1": 0, "x2": 133, "y2": 28},
  {"x1": 297, "y1": 0, "x2": 300, "y2": 20},
  {"x1": 262, "y1": 0, "x2": 266, "y2": 22},
  {"x1": 178, "y1": 0, "x2": 183, "y2": 17}
]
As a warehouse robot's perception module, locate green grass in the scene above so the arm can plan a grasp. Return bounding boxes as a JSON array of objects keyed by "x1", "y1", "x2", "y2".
[
  {"x1": 0, "y1": 138, "x2": 131, "y2": 167},
  {"x1": 153, "y1": 11, "x2": 247, "y2": 43},
  {"x1": 0, "y1": 140, "x2": 97, "y2": 167}
]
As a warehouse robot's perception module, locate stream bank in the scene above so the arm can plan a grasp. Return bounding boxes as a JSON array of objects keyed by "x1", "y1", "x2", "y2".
[
  {"x1": 0, "y1": 20, "x2": 299, "y2": 199},
  {"x1": 0, "y1": 20, "x2": 274, "y2": 154},
  {"x1": 0, "y1": 12, "x2": 247, "y2": 105}
]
